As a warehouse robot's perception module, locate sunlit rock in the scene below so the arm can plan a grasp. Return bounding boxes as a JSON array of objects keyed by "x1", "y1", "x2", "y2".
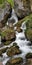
[{"x1": 6, "y1": 57, "x2": 23, "y2": 65}]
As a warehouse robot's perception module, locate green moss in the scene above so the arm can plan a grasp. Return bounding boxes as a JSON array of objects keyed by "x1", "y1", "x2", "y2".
[
  {"x1": 25, "y1": 29, "x2": 32, "y2": 42},
  {"x1": 7, "y1": 0, "x2": 14, "y2": 8},
  {"x1": 4, "y1": 41, "x2": 11, "y2": 45}
]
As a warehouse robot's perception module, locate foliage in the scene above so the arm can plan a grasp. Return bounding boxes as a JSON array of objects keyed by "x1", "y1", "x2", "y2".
[
  {"x1": 7, "y1": 0, "x2": 14, "y2": 8},
  {"x1": 0, "y1": 0, "x2": 14, "y2": 8}
]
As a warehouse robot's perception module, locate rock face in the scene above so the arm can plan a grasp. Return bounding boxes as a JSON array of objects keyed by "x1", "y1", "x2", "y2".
[
  {"x1": 6, "y1": 57, "x2": 23, "y2": 65},
  {"x1": 0, "y1": 2, "x2": 12, "y2": 28},
  {"x1": 14, "y1": 0, "x2": 31, "y2": 18},
  {"x1": 1, "y1": 26, "x2": 16, "y2": 41},
  {"x1": 7, "y1": 43, "x2": 21, "y2": 56}
]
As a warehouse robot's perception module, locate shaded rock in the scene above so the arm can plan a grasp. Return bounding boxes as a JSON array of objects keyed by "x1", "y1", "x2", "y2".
[
  {"x1": 25, "y1": 29, "x2": 32, "y2": 42},
  {"x1": 3, "y1": 41, "x2": 11, "y2": 45},
  {"x1": 6, "y1": 57, "x2": 23, "y2": 65},
  {"x1": 0, "y1": 2, "x2": 12, "y2": 28},
  {"x1": 7, "y1": 43, "x2": 21, "y2": 56},
  {"x1": 26, "y1": 14, "x2": 32, "y2": 29},
  {"x1": 0, "y1": 47, "x2": 8, "y2": 56},
  {"x1": 1, "y1": 26, "x2": 16, "y2": 41},
  {"x1": 26, "y1": 53, "x2": 32, "y2": 59}
]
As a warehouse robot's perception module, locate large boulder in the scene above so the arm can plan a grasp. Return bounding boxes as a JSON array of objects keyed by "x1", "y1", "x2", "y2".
[
  {"x1": 0, "y1": 2, "x2": 12, "y2": 28},
  {"x1": 1, "y1": 26, "x2": 16, "y2": 41},
  {"x1": 6, "y1": 57, "x2": 23, "y2": 65},
  {"x1": 7, "y1": 43, "x2": 21, "y2": 56}
]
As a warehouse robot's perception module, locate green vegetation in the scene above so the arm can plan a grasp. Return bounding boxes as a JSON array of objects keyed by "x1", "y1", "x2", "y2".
[
  {"x1": 7, "y1": 0, "x2": 14, "y2": 8},
  {"x1": 0, "y1": 0, "x2": 14, "y2": 8}
]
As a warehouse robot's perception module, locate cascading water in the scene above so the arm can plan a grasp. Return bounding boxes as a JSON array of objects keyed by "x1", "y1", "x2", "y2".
[{"x1": 0, "y1": 9, "x2": 32, "y2": 65}]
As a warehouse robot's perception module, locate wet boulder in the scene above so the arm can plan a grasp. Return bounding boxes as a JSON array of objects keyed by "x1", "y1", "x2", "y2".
[
  {"x1": 6, "y1": 57, "x2": 23, "y2": 65},
  {"x1": 26, "y1": 53, "x2": 32, "y2": 59},
  {"x1": 25, "y1": 29, "x2": 32, "y2": 42},
  {"x1": 0, "y1": 47, "x2": 8, "y2": 56},
  {"x1": 7, "y1": 43, "x2": 21, "y2": 56}
]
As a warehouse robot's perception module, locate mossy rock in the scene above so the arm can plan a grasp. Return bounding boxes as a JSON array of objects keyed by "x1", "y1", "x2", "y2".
[
  {"x1": 3, "y1": 41, "x2": 11, "y2": 45},
  {"x1": 7, "y1": 44, "x2": 21, "y2": 57},
  {"x1": 6, "y1": 57, "x2": 23, "y2": 65},
  {"x1": 26, "y1": 18, "x2": 32, "y2": 29},
  {"x1": 25, "y1": 29, "x2": 32, "y2": 42},
  {"x1": 26, "y1": 53, "x2": 32, "y2": 59},
  {"x1": 1, "y1": 27, "x2": 16, "y2": 41}
]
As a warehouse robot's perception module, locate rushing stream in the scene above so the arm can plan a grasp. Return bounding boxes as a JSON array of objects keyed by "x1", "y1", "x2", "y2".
[{"x1": 0, "y1": 9, "x2": 32, "y2": 65}]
